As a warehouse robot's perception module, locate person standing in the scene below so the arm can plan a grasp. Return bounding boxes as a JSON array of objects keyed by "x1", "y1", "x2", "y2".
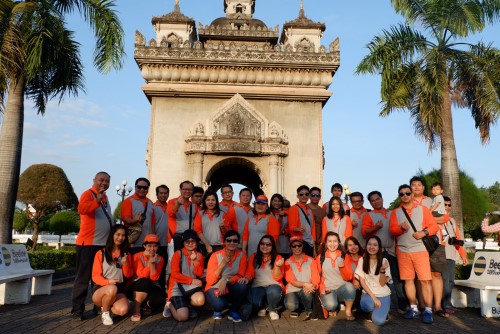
[
  {"x1": 308, "y1": 187, "x2": 327, "y2": 254},
  {"x1": 288, "y1": 185, "x2": 316, "y2": 257},
  {"x1": 348, "y1": 192, "x2": 369, "y2": 245},
  {"x1": 153, "y1": 184, "x2": 169, "y2": 290},
  {"x1": 191, "y1": 186, "x2": 204, "y2": 209},
  {"x1": 234, "y1": 188, "x2": 253, "y2": 237},
  {"x1": 167, "y1": 181, "x2": 199, "y2": 251},
  {"x1": 219, "y1": 184, "x2": 238, "y2": 233},
  {"x1": 71, "y1": 171, "x2": 114, "y2": 319},
  {"x1": 321, "y1": 196, "x2": 353, "y2": 245}
]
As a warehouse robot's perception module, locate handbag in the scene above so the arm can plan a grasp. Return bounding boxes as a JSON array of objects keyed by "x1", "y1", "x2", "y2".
[
  {"x1": 177, "y1": 251, "x2": 203, "y2": 297},
  {"x1": 402, "y1": 207, "x2": 440, "y2": 254},
  {"x1": 127, "y1": 201, "x2": 149, "y2": 244}
]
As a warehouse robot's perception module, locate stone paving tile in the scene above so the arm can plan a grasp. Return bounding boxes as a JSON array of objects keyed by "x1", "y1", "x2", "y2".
[{"x1": 1, "y1": 282, "x2": 499, "y2": 333}]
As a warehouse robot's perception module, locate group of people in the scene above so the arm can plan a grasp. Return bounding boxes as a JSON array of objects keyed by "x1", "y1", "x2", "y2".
[{"x1": 71, "y1": 172, "x2": 470, "y2": 327}]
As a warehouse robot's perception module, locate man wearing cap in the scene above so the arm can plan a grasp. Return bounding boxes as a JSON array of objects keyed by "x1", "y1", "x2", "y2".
[
  {"x1": 71, "y1": 171, "x2": 114, "y2": 319},
  {"x1": 242, "y1": 195, "x2": 280, "y2": 255},
  {"x1": 288, "y1": 185, "x2": 316, "y2": 257},
  {"x1": 130, "y1": 234, "x2": 166, "y2": 321}
]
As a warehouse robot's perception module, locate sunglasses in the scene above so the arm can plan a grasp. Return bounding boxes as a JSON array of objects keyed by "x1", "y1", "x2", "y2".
[
  {"x1": 310, "y1": 194, "x2": 321, "y2": 198},
  {"x1": 399, "y1": 191, "x2": 412, "y2": 197},
  {"x1": 113, "y1": 257, "x2": 122, "y2": 269},
  {"x1": 445, "y1": 203, "x2": 452, "y2": 207},
  {"x1": 136, "y1": 185, "x2": 149, "y2": 190},
  {"x1": 290, "y1": 244, "x2": 303, "y2": 248},
  {"x1": 225, "y1": 238, "x2": 239, "y2": 243},
  {"x1": 260, "y1": 242, "x2": 272, "y2": 247},
  {"x1": 298, "y1": 192, "x2": 309, "y2": 197}
]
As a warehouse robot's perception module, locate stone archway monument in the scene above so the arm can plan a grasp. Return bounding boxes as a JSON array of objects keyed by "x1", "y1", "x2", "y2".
[{"x1": 135, "y1": 0, "x2": 339, "y2": 197}]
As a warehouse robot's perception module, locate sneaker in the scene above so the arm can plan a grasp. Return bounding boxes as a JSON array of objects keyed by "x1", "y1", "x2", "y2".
[
  {"x1": 162, "y1": 305, "x2": 172, "y2": 318},
  {"x1": 422, "y1": 310, "x2": 433, "y2": 324},
  {"x1": 257, "y1": 308, "x2": 267, "y2": 317},
  {"x1": 404, "y1": 308, "x2": 420, "y2": 319},
  {"x1": 212, "y1": 311, "x2": 223, "y2": 320},
  {"x1": 228, "y1": 311, "x2": 242, "y2": 323},
  {"x1": 189, "y1": 308, "x2": 198, "y2": 319},
  {"x1": 101, "y1": 312, "x2": 113, "y2": 326},
  {"x1": 290, "y1": 312, "x2": 299, "y2": 318},
  {"x1": 398, "y1": 307, "x2": 409, "y2": 315},
  {"x1": 305, "y1": 312, "x2": 318, "y2": 321},
  {"x1": 269, "y1": 311, "x2": 280, "y2": 321}
]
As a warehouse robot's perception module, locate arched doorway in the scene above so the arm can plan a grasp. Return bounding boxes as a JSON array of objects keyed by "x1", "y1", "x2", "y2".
[{"x1": 205, "y1": 158, "x2": 264, "y2": 196}]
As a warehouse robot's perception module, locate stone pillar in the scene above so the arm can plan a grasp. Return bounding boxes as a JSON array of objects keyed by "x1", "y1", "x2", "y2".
[
  {"x1": 269, "y1": 154, "x2": 279, "y2": 195},
  {"x1": 192, "y1": 153, "x2": 204, "y2": 186}
]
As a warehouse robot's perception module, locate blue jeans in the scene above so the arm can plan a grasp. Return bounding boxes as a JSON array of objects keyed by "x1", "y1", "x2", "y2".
[
  {"x1": 442, "y1": 259, "x2": 456, "y2": 310},
  {"x1": 386, "y1": 252, "x2": 408, "y2": 310},
  {"x1": 284, "y1": 290, "x2": 314, "y2": 312},
  {"x1": 321, "y1": 282, "x2": 356, "y2": 311},
  {"x1": 206, "y1": 283, "x2": 248, "y2": 312},
  {"x1": 360, "y1": 294, "x2": 391, "y2": 326},
  {"x1": 248, "y1": 285, "x2": 282, "y2": 312}
]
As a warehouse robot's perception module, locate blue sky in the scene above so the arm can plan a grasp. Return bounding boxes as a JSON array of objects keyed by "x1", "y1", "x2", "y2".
[{"x1": 11, "y1": 0, "x2": 499, "y2": 210}]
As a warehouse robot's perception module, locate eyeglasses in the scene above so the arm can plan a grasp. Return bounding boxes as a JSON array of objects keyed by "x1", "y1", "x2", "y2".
[
  {"x1": 136, "y1": 185, "x2": 149, "y2": 190},
  {"x1": 399, "y1": 191, "x2": 412, "y2": 197},
  {"x1": 225, "y1": 238, "x2": 239, "y2": 243},
  {"x1": 298, "y1": 192, "x2": 309, "y2": 197},
  {"x1": 444, "y1": 203, "x2": 452, "y2": 207},
  {"x1": 310, "y1": 194, "x2": 321, "y2": 198},
  {"x1": 184, "y1": 239, "x2": 197, "y2": 244},
  {"x1": 260, "y1": 242, "x2": 272, "y2": 247},
  {"x1": 290, "y1": 244, "x2": 303, "y2": 248}
]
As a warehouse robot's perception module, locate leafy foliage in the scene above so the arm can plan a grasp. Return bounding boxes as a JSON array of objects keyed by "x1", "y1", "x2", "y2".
[
  {"x1": 113, "y1": 201, "x2": 122, "y2": 222},
  {"x1": 13, "y1": 209, "x2": 30, "y2": 232},
  {"x1": 49, "y1": 210, "x2": 80, "y2": 235},
  {"x1": 481, "y1": 181, "x2": 500, "y2": 209},
  {"x1": 28, "y1": 249, "x2": 76, "y2": 270}
]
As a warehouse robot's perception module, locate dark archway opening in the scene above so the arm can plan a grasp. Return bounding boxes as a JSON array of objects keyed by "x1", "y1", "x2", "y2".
[{"x1": 206, "y1": 158, "x2": 263, "y2": 197}]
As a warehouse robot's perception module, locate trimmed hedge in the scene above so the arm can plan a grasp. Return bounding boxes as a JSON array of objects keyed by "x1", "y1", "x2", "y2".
[{"x1": 28, "y1": 250, "x2": 76, "y2": 271}]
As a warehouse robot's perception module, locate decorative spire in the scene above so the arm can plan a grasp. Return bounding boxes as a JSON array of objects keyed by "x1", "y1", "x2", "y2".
[
  {"x1": 174, "y1": 0, "x2": 180, "y2": 12},
  {"x1": 299, "y1": 0, "x2": 304, "y2": 18}
]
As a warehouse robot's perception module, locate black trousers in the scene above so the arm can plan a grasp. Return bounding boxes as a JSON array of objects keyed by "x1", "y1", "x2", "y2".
[
  {"x1": 71, "y1": 245, "x2": 102, "y2": 313},
  {"x1": 128, "y1": 278, "x2": 166, "y2": 310}
]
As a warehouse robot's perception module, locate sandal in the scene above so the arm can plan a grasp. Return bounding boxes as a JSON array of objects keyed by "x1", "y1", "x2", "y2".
[
  {"x1": 436, "y1": 310, "x2": 449, "y2": 318},
  {"x1": 346, "y1": 315, "x2": 356, "y2": 321},
  {"x1": 131, "y1": 314, "x2": 141, "y2": 322}
]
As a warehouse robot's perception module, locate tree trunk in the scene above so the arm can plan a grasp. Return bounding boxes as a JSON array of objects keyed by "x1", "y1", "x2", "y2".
[
  {"x1": 0, "y1": 76, "x2": 26, "y2": 244},
  {"x1": 440, "y1": 90, "x2": 464, "y2": 237}
]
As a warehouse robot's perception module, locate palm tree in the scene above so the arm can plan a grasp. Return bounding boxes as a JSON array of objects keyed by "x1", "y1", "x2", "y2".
[
  {"x1": 356, "y1": 0, "x2": 500, "y2": 236},
  {"x1": 0, "y1": 0, "x2": 124, "y2": 243}
]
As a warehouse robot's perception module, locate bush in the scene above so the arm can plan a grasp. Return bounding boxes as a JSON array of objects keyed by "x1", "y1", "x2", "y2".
[
  {"x1": 13, "y1": 210, "x2": 30, "y2": 233},
  {"x1": 49, "y1": 210, "x2": 80, "y2": 235},
  {"x1": 28, "y1": 250, "x2": 76, "y2": 270}
]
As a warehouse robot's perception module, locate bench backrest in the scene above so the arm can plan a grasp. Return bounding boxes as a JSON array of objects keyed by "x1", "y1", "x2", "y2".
[
  {"x1": 468, "y1": 251, "x2": 500, "y2": 283},
  {"x1": 0, "y1": 244, "x2": 34, "y2": 276}
]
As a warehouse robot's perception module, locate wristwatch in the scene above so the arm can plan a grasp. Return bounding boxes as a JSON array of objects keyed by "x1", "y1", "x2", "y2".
[{"x1": 423, "y1": 229, "x2": 429, "y2": 236}]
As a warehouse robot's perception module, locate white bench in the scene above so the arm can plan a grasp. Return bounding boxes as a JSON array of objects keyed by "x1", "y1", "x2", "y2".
[
  {"x1": 453, "y1": 251, "x2": 500, "y2": 317},
  {"x1": 0, "y1": 244, "x2": 55, "y2": 305}
]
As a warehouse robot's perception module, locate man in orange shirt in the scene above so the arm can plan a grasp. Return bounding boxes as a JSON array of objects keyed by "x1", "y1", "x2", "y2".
[
  {"x1": 233, "y1": 188, "x2": 253, "y2": 236},
  {"x1": 288, "y1": 185, "x2": 316, "y2": 257},
  {"x1": 219, "y1": 184, "x2": 237, "y2": 231},
  {"x1": 153, "y1": 184, "x2": 169, "y2": 290},
  {"x1": 71, "y1": 172, "x2": 114, "y2": 320},
  {"x1": 348, "y1": 191, "x2": 370, "y2": 244}
]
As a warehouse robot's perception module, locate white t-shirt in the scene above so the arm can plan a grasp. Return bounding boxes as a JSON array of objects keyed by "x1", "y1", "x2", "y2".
[
  {"x1": 431, "y1": 194, "x2": 446, "y2": 214},
  {"x1": 354, "y1": 257, "x2": 391, "y2": 297}
]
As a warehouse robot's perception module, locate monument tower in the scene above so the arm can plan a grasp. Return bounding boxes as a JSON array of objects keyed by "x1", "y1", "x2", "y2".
[{"x1": 134, "y1": 0, "x2": 339, "y2": 197}]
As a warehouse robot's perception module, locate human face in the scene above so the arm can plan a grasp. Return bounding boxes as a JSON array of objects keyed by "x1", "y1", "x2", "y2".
[
  {"x1": 411, "y1": 181, "x2": 424, "y2": 197},
  {"x1": 346, "y1": 239, "x2": 359, "y2": 255},
  {"x1": 331, "y1": 199, "x2": 341, "y2": 214},
  {"x1": 192, "y1": 192, "x2": 203, "y2": 206},
  {"x1": 271, "y1": 197, "x2": 283, "y2": 210},
  {"x1": 444, "y1": 201, "x2": 452, "y2": 213},
  {"x1": 368, "y1": 194, "x2": 383, "y2": 210},
  {"x1": 332, "y1": 187, "x2": 342, "y2": 197},
  {"x1": 239, "y1": 191, "x2": 252, "y2": 206},
  {"x1": 297, "y1": 190, "x2": 309, "y2": 204},
  {"x1": 325, "y1": 235, "x2": 340, "y2": 252},
  {"x1": 431, "y1": 186, "x2": 443, "y2": 196},
  {"x1": 135, "y1": 181, "x2": 149, "y2": 198},
  {"x1": 156, "y1": 188, "x2": 169, "y2": 203},
  {"x1": 93, "y1": 173, "x2": 110, "y2": 192},
  {"x1": 221, "y1": 186, "x2": 233, "y2": 202},
  {"x1": 205, "y1": 195, "x2": 217, "y2": 210},
  {"x1": 144, "y1": 243, "x2": 158, "y2": 256},
  {"x1": 225, "y1": 235, "x2": 239, "y2": 250},
  {"x1": 113, "y1": 228, "x2": 126, "y2": 246},
  {"x1": 351, "y1": 196, "x2": 364, "y2": 210},
  {"x1": 310, "y1": 190, "x2": 321, "y2": 204},
  {"x1": 259, "y1": 238, "x2": 273, "y2": 254},
  {"x1": 365, "y1": 238, "x2": 380, "y2": 255},
  {"x1": 290, "y1": 242, "x2": 303, "y2": 255},
  {"x1": 184, "y1": 238, "x2": 197, "y2": 251},
  {"x1": 399, "y1": 187, "x2": 413, "y2": 204},
  {"x1": 254, "y1": 202, "x2": 268, "y2": 214},
  {"x1": 180, "y1": 183, "x2": 193, "y2": 200}
]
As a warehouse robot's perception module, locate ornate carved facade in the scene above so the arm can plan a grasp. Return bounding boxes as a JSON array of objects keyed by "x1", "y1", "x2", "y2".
[{"x1": 135, "y1": 0, "x2": 339, "y2": 197}]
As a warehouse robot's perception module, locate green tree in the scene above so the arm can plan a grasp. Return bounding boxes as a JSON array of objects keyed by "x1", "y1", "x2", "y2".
[
  {"x1": 17, "y1": 164, "x2": 78, "y2": 249},
  {"x1": 481, "y1": 181, "x2": 500, "y2": 209},
  {"x1": 0, "y1": 0, "x2": 124, "y2": 244},
  {"x1": 356, "y1": 0, "x2": 500, "y2": 238},
  {"x1": 113, "y1": 201, "x2": 122, "y2": 222},
  {"x1": 49, "y1": 210, "x2": 80, "y2": 236},
  {"x1": 13, "y1": 208, "x2": 30, "y2": 233}
]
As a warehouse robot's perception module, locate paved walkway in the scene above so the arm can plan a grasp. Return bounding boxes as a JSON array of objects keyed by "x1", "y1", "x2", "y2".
[{"x1": 1, "y1": 282, "x2": 499, "y2": 333}]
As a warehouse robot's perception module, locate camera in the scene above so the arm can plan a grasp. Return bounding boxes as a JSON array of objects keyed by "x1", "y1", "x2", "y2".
[{"x1": 448, "y1": 237, "x2": 464, "y2": 246}]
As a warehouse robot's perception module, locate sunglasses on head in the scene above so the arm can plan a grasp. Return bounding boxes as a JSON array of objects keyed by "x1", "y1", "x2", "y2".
[
  {"x1": 136, "y1": 185, "x2": 149, "y2": 190},
  {"x1": 299, "y1": 192, "x2": 309, "y2": 197},
  {"x1": 310, "y1": 194, "x2": 321, "y2": 198},
  {"x1": 290, "y1": 244, "x2": 303, "y2": 248},
  {"x1": 260, "y1": 242, "x2": 272, "y2": 247},
  {"x1": 399, "y1": 191, "x2": 411, "y2": 197},
  {"x1": 225, "y1": 238, "x2": 239, "y2": 244}
]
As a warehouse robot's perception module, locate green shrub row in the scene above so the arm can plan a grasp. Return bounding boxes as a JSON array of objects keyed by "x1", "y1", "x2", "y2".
[{"x1": 28, "y1": 250, "x2": 76, "y2": 270}]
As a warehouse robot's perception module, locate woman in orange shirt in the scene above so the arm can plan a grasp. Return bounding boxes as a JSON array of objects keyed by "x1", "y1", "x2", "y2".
[
  {"x1": 321, "y1": 196, "x2": 353, "y2": 245},
  {"x1": 344, "y1": 236, "x2": 364, "y2": 309},
  {"x1": 92, "y1": 225, "x2": 134, "y2": 326}
]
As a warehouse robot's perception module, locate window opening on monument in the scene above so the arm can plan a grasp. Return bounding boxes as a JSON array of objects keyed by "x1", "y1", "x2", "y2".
[{"x1": 236, "y1": 4, "x2": 243, "y2": 13}]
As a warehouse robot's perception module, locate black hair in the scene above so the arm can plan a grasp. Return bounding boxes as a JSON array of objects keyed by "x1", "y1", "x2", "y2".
[
  {"x1": 270, "y1": 193, "x2": 284, "y2": 210},
  {"x1": 296, "y1": 185, "x2": 310, "y2": 194},
  {"x1": 239, "y1": 188, "x2": 252, "y2": 196},
  {"x1": 156, "y1": 184, "x2": 169, "y2": 195},
  {"x1": 95, "y1": 171, "x2": 110, "y2": 178},
  {"x1": 201, "y1": 190, "x2": 221, "y2": 216},
  {"x1": 224, "y1": 229, "x2": 240, "y2": 242},
  {"x1": 221, "y1": 184, "x2": 233, "y2": 191},
  {"x1": 104, "y1": 225, "x2": 128, "y2": 265},
  {"x1": 431, "y1": 182, "x2": 442, "y2": 188},
  {"x1": 327, "y1": 196, "x2": 345, "y2": 219},
  {"x1": 331, "y1": 183, "x2": 343, "y2": 192},
  {"x1": 409, "y1": 176, "x2": 424, "y2": 185},
  {"x1": 398, "y1": 184, "x2": 411, "y2": 193},
  {"x1": 193, "y1": 186, "x2": 204, "y2": 195},
  {"x1": 367, "y1": 191, "x2": 382, "y2": 202},
  {"x1": 362, "y1": 236, "x2": 383, "y2": 275},
  {"x1": 135, "y1": 177, "x2": 150, "y2": 186},
  {"x1": 310, "y1": 186, "x2": 321, "y2": 194},
  {"x1": 345, "y1": 236, "x2": 364, "y2": 256},
  {"x1": 179, "y1": 180, "x2": 194, "y2": 189},
  {"x1": 443, "y1": 196, "x2": 451, "y2": 202},
  {"x1": 349, "y1": 191, "x2": 364, "y2": 201},
  {"x1": 254, "y1": 235, "x2": 277, "y2": 269}
]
